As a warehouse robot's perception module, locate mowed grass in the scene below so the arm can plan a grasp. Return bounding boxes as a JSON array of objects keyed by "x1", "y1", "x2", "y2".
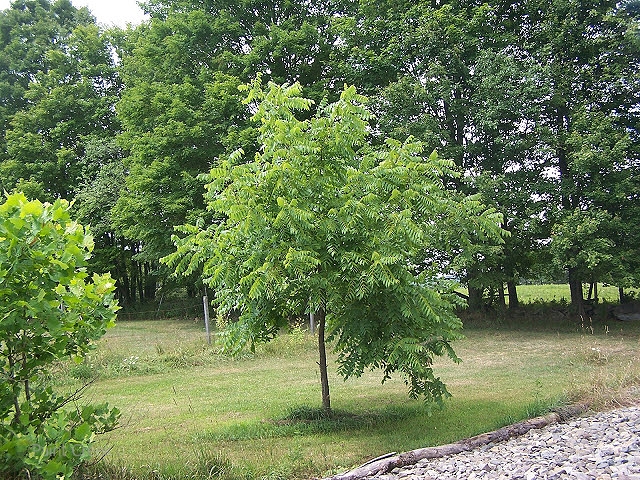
[
  {"x1": 58, "y1": 300, "x2": 640, "y2": 480},
  {"x1": 515, "y1": 283, "x2": 633, "y2": 304},
  {"x1": 455, "y1": 282, "x2": 637, "y2": 306}
]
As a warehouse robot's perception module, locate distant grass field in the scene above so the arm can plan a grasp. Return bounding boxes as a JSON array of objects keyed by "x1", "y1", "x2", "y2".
[
  {"x1": 61, "y1": 285, "x2": 640, "y2": 480},
  {"x1": 515, "y1": 283, "x2": 631, "y2": 304},
  {"x1": 454, "y1": 282, "x2": 635, "y2": 306}
]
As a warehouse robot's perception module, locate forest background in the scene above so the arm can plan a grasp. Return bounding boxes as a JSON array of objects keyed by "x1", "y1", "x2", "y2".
[{"x1": 1, "y1": 0, "x2": 639, "y2": 317}]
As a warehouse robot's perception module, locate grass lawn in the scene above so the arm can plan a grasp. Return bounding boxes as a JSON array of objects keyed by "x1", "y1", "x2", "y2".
[
  {"x1": 514, "y1": 283, "x2": 630, "y2": 304},
  {"x1": 60, "y1": 303, "x2": 640, "y2": 480}
]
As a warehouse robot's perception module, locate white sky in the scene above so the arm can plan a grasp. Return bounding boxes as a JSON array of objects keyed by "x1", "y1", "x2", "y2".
[{"x1": 0, "y1": 0, "x2": 148, "y2": 28}]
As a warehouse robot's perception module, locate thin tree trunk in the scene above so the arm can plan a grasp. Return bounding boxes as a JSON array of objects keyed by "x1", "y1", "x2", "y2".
[
  {"x1": 7, "y1": 350, "x2": 21, "y2": 425},
  {"x1": 137, "y1": 263, "x2": 144, "y2": 301},
  {"x1": 129, "y1": 246, "x2": 137, "y2": 302},
  {"x1": 467, "y1": 285, "x2": 484, "y2": 310},
  {"x1": 144, "y1": 262, "x2": 156, "y2": 300},
  {"x1": 317, "y1": 307, "x2": 331, "y2": 414},
  {"x1": 507, "y1": 281, "x2": 519, "y2": 309},
  {"x1": 22, "y1": 352, "x2": 30, "y2": 409}
]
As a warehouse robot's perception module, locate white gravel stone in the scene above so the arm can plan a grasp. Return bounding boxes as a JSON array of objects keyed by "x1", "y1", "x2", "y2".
[{"x1": 364, "y1": 406, "x2": 640, "y2": 480}]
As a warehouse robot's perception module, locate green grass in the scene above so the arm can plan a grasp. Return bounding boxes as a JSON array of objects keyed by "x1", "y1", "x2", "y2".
[
  {"x1": 58, "y1": 291, "x2": 640, "y2": 480},
  {"x1": 455, "y1": 282, "x2": 637, "y2": 306},
  {"x1": 515, "y1": 283, "x2": 631, "y2": 304}
]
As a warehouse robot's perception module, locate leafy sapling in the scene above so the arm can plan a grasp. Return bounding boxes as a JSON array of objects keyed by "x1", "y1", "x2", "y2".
[
  {"x1": 163, "y1": 78, "x2": 504, "y2": 413},
  {"x1": 0, "y1": 193, "x2": 120, "y2": 479}
]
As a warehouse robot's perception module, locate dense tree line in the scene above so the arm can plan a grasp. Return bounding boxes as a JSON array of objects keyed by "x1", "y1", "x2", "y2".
[{"x1": 1, "y1": 0, "x2": 638, "y2": 313}]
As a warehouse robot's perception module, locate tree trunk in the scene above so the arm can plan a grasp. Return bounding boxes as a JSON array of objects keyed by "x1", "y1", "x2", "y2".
[
  {"x1": 467, "y1": 285, "x2": 484, "y2": 310},
  {"x1": 117, "y1": 239, "x2": 131, "y2": 304},
  {"x1": 129, "y1": 245, "x2": 138, "y2": 302},
  {"x1": 507, "y1": 281, "x2": 519, "y2": 309},
  {"x1": 497, "y1": 284, "x2": 506, "y2": 307},
  {"x1": 144, "y1": 262, "x2": 156, "y2": 300},
  {"x1": 568, "y1": 267, "x2": 586, "y2": 318},
  {"x1": 137, "y1": 263, "x2": 144, "y2": 301},
  {"x1": 7, "y1": 349, "x2": 21, "y2": 425},
  {"x1": 317, "y1": 307, "x2": 331, "y2": 414}
]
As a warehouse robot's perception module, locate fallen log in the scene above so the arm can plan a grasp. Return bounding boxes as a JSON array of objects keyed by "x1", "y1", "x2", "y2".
[{"x1": 325, "y1": 403, "x2": 589, "y2": 480}]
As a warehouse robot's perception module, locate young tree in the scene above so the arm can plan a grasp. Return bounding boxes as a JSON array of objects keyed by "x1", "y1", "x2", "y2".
[
  {"x1": 163, "y1": 79, "x2": 504, "y2": 412},
  {"x1": 0, "y1": 193, "x2": 120, "y2": 479}
]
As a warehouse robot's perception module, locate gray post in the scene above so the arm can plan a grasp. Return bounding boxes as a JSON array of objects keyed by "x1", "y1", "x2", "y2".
[
  {"x1": 310, "y1": 312, "x2": 315, "y2": 334},
  {"x1": 203, "y1": 294, "x2": 211, "y2": 345}
]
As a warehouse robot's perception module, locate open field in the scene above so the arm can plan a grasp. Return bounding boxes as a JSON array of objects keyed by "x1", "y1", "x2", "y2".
[
  {"x1": 514, "y1": 283, "x2": 634, "y2": 304},
  {"x1": 453, "y1": 283, "x2": 637, "y2": 306},
  {"x1": 58, "y1": 300, "x2": 640, "y2": 480}
]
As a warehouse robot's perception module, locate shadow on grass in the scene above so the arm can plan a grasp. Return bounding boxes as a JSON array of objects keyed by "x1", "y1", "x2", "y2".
[
  {"x1": 194, "y1": 393, "x2": 569, "y2": 445},
  {"x1": 460, "y1": 301, "x2": 640, "y2": 336},
  {"x1": 195, "y1": 404, "x2": 421, "y2": 442},
  {"x1": 76, "y1": 397, "x2": 570, "y2": 480}
]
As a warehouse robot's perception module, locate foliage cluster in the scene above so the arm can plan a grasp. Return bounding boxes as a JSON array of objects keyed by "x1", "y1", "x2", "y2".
[{"x1": 0, "y1": 193, "x2": 120, "y2": 479}]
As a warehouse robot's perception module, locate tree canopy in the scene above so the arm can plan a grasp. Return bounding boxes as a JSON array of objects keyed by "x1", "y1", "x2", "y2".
[{"x1": 163, "y1": 79, "x2": 504, "y2": 410}]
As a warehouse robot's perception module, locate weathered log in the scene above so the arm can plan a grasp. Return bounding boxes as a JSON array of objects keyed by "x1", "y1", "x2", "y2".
[{"x1": 325, "y1": 403, "x2": 589, "y2": 480}]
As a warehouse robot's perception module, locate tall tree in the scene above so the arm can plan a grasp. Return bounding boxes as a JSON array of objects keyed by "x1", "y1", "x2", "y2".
[
  {"x1": 0, "y1": 0, "x2": 120, "y2": 201},
  {"x1": 114, "y1": 0, "x2": 355, "y2": 292},
  {"x1": 73, "y1": 138, "x2": 146, "y2": 304},
  {"x1": 0, "y1": 0, "x2": 86, "y2": 161},
  {"x1": 335, "y1": 1, "x2": 534, "y2": 307},
  {"x1": 113, "y1": 12, "x2": 251, "y2": 289},
  {"x1": 336, "y1": 0, "x2": 640, "y2": 311},
  {"x1": 140, "y1": 0, "x2": 353, "y2": 100},
  {"x1": 163, "y1": 79, "x2": 504, "y2": 412},
  {"x1": 519, "y1": 0, "x2": 640, "y2": 314}
]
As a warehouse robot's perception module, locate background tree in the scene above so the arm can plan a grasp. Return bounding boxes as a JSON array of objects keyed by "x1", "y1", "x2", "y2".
[
  {"x1": 0, "y1": 0, "x2": 130, "y2": 303},
  {"x1": 0, "y1": 193, "x2": 120, "y2": 479},
  {"x1": 335, "y1": 0, "x2": 640, "y2": 311},
  {"x1": 163, "y1": 79, "x2": 504, "y2": 412},
  {"x1": 112, "y1": 14, "x2": 252, "y2": 298},
  {"x1": 113, "y1": 0, "x2": 358, "y2": 297},
  {"x1": 0, "y1": 0, "x2": 90, "y2": 163},
  {"x1": 335, "y1": 1, "x2": 523, "y2": 307},
  {"x1": 0, "y1": 1, "x2": 121, "y2": 200},
  {"x1": 73, "y1": 138, "x2": 146, "y2": 303},
  {"x1": 518, "y1": 0, "x2": 640, "y2": 314}
]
